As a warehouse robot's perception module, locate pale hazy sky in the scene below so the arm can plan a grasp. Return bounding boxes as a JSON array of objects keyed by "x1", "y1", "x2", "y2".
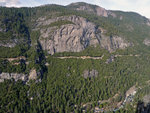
[{"x1": 0, "y1": 0, "x2": 150, "y2": 18}]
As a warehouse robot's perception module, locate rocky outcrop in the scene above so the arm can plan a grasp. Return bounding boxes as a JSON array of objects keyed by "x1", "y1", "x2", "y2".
[
  {"x1": 0, "y1": 72, "x2": 28, "y2": 82},
  {"x1": 0, "y1": 69, "x2": 39, "y2": 82},
  {"x1": 39, "y1": 15, "x2": 100, "y2": 54},
  {"x1": 96, "y1": 7, "x2": 108, "y2": 17},
  {"x1": 0, "y1": 43, "x2": 16, "y2": 48},
  {"x1": 125, "y1": 85, "x2": 137, "y2": 97},
  {"x1": 143, "y1": 39, "x2": 150, "y2": 46},
  {"x1": 100, "y1": 35, "x2": 132, "y2": 52},
  {"x1": 37, "y1": 15, "x2": 131, "y2": 55},
  {"x1": 82, "y1": 69, "x2": 98, "y2": 79},
  {"x1": 29, "y1": 69, "x2": 37, "y2": 80},
  {"x1": 146, "y1": 19, "x2": 150, "y2": 26},
  {"x1": 0, "y1": 27, "x2": 3, "y2": 32},
  {"x1": 0, "y1": 38, "x2": 29, "y2": 48},
  {"x1": 75, "y1": 4, "x2": 108, "y2": 17},
  {"x1": 67, "y1": 2, "x2": 116, "y2": 18},
  {"x1": 0, "y1": 69, "x2": 40, "y2": 82},
  {"x1": 143, "y1": 95, "x2": 150, "y2": 106},
  {"x1": 0, "y1": 39, "x2": 17, "y2": 48}
]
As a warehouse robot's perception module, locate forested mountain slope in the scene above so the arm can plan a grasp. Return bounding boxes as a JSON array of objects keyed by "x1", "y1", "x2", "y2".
[{"x1": 0, "y1": 2, "x2": 150, "y2": 113}]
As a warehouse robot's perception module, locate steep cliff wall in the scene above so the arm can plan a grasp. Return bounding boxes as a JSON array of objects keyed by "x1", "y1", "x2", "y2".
[{"x1": 36, "y1": 15, "x2": 131, "y2": 55}]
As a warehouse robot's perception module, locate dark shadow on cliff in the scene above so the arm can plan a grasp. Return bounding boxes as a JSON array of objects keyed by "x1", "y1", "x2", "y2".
[{"x1": 136, "y1": 101, "x2": 150, "y2": 113}]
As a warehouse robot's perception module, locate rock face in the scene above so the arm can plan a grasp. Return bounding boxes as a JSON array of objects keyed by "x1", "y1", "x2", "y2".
[
  {"x1": 143, "y1": 39, "x2": 150, "y2": 46},
  {"x1": 146, "y1": 19, "x2": 150, "y2": 26},
  {"x1": 0, "y1": 69, "x2": 39, "y2": 82},
  {"x1": 37, "y1": 15, "x2": 131, "y2": 55},
  {"x1": 39, "y1": 15, "x2": 100, "y2": 54},
  {"x1": 100, "y1": 35, "x2": 131, "y2": 52},
  {"x1": 82, "y1": 69, "x2": 98, "y2": 79},
  {"x1": 0, "y1": 38, "x2": 29, "y2": 48},
  {"x1": 75, "y1": 4, "x2": 108, "y2": 17},
  {"x1": 0, "y1": 72, "x2": 28, "y2": 82},
  {"x1": 67, "y1": 2, "x2": 116, "y2": 17},
  {"x1": 29, "y1": 69, "x2": 37, "y2": 80},
  {"x1": 96, "y1": 7, "x2": 108, "y2": 17},
  {"x1": 125, "y1": 85, "x2": 137, "y2": 97}
]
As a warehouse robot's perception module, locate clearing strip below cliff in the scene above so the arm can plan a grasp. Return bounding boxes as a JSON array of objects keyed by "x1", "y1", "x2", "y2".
[{"x1": 56, "y1": 55, "x2": 104, "y2": 60}]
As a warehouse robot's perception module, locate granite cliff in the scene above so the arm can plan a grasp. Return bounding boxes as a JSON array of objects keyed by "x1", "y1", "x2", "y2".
[{"x1": 35, "y1": 15, "x2": 131, "y2": 55}]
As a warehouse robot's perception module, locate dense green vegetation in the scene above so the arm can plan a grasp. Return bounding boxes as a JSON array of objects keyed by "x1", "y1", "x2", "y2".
[
  {"x1": 53, "y1": 46, "x2": 109, "y2": 57},
  {"x1": 0, "y1": 59, "x2": 26, "y2": 73},
  {"x1": 0, "y1": 44, "x2": 29, "y2": 58},
  {"x1": 1, "y1": 2, "x2": 150, "y2": 113},
  {"x1": 1, "y1": 52, "x2": 150, "y2": 112},
  {"x1": 0, "y1": 7, "x2": 30, "y2": 58}
]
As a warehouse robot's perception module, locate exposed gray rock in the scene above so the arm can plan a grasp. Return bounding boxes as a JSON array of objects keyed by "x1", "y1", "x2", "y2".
[
  {"x1": 37, "y1": 15, "x2": 131, "y2": 55},
  {"x1": 68, "y1": 2, "x2": 108, "y2": 17},
  {"x1": 29, "y1": 69, "x2": 37, "y2": 80},
  {"x1": 143, "y1": 95, "x2": 150, "y2": 106},
  {"x1": 146, "y1": 19, "x2": 150, "y2": 26},
  {"x1": 0, "y1": 72, "x2": 28, "y2": 82},
  {"x1": 39, "y1": 15, "x2": 100, "y2": 54},
  {"x1": 120, "y1": 16, "x2": 123, "y2": 20},
  {"x1": 108, "y1": 11, "x2": 117, "y2": 18},
  {"x1": 143, "y1": 39, "x2": 150, "y2": 46},
  {"x1": 0, "y1": 40, "x2": 17, "y2": 48},
  {"x1": 0, "y1": 38, "x2": 28, "y2": 48},
  {"x1": 45, "y1": 62, "x2": 49, "y2": 66},
  {"x1": 126, "y1": 25, "x2": 134, "y2": 31},
  {"x1": 95, "y1": 7, "x2": 108, "y2": 17},
  {"x1": 76, "y1": 5, "x2": 94, "y2": 13},
  {"x1": 0, "y1": 79, "x2": 4, "y2": 82},
  {"x1": 100, "y1": 35, "x2": 132, "y2": 52},
  {"x1": 68, "y1": 2, "x2": 116, "y2": 18},
  {"x1": 0, "y1": 43, "x2": 16, "y2": 48},
  {"x1": 82, "y1": 69, "x2": 98, "y2": 79},
  {"x1": 66, "y1": 73, "x2": 70, "y2": 77},
  {"x1": 125, "y1": 85, "x2": 137, "y2": 97},
  {"x1": 0, "y1": 69, "x2": 40, "y2": 83}
]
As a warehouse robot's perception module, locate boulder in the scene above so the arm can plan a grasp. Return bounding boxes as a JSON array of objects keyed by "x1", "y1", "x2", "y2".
[
  {"x1": 82, "y1": 69, "x2": 98, "y2": 79},
  {"x1": 29, "y1": 69, "x2": 37, "y2": 80}
]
